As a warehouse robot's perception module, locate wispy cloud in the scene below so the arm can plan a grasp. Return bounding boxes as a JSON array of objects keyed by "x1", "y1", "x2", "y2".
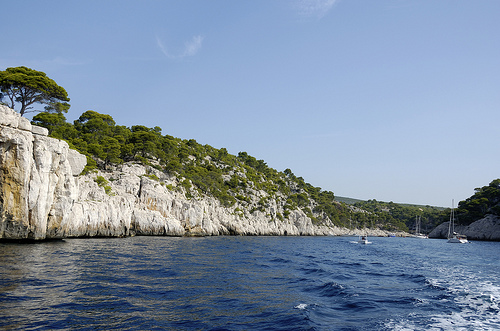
[
  {"x1": 294, "y1": 0, "x2": 339, "y2": 19},
  {"x1": 183, "y1": 36, "x2": 204, "y2": 57},
  {"x1": 156, "y1": 37, "x2": 170, "y2": 57},
  {"x1": 156, "y1": 35, "x2": 204, "y2": 59}
]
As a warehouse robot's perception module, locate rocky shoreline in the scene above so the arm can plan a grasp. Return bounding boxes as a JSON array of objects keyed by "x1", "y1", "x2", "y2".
[
  {"x1": 1, "y1": 105, "x2": 386, "y2": 240},
  {"x1": 2, "y1": 104, "x2": 497, "y2": 241}
]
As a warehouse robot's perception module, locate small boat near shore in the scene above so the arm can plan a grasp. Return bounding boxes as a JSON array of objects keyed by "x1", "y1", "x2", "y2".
[
  {"x1": 358, "y1": 236, "x2": 371, "y2": 244},
  {"x1": 448, "y1": 232, "x2": 468, "y2": 244},
  {"x1": 447, "y1": 200, "x2": 468, "y2": 244}
]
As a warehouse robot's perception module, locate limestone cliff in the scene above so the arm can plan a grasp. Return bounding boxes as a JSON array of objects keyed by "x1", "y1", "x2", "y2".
[
  {"x1": 1, "y1": 105, "x2": 360, "y2": 240},
  {"x1": 0, "y1": 105, "x2": 86, "y2": 239}
]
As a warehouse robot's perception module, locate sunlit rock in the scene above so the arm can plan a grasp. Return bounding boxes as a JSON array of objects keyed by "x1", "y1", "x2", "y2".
[{"x1": 0, "y1": 105, "x2": 401, "y2": 240}]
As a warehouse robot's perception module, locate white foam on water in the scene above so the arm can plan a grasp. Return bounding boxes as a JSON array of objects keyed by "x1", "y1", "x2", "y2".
[
  {"x1": 387, "y1": 265, "x2": 500, "y2": 330},
  {"x1": 294, "y1": 303, "x2": 308, "y2": 310},
  {"x1": 433, "y1": 274, "x2": 500, "y2": 329},
  {"x1": 384, "y1": 319, "x2": 419, "y2": 331}
]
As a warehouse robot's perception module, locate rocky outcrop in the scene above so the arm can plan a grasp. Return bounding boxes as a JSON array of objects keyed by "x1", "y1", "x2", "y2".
[
  {"x1": 428, "y1": 214, "x2": 500, "y2": 241},
  {"x1": 57, "y1": 159, "x2": 363, "y2": 238},
  {"x1": 0, "y1": 105, "x2": 86, "y2": 240},
  {"x1": 1, "y1": 105, "x2": 359, "y2": 240}
]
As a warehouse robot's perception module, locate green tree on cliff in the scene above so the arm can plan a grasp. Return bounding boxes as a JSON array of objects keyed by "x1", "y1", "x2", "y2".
[{"x1": 0, "y1": 66, "x2": 70, "y2": 116}]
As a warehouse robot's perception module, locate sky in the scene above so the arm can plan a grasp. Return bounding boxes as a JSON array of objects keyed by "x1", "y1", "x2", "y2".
[{"x1": 1, "y1": 0, "x2": 499, "y2": 207}]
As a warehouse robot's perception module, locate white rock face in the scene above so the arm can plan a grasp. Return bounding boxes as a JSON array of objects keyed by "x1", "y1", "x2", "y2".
[
  {"x1": 0, "y1": 106, "x2": 84, "y2": 239},
  {"x1": 0, "y1": 105, "x2": 32, "y2": 131},
  {"x1": 0, "y1": 105, "x2": 409, "y2": 240},
  {"x1": 59, "y1": 165, "x2": 345, "y2": 238},
  {"x1": 0, "y1": 106, "x2": 344, "y2": 240}
]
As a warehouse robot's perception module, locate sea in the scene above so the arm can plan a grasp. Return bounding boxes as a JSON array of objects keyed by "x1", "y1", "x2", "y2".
[{"x1": 1, "y1": 235, "x2": 499, "y2": 330}]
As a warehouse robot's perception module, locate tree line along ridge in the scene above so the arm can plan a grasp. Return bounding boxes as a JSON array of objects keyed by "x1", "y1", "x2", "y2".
[{"x1": 3, "y1": 66, "x2": 499, "y2": 233}]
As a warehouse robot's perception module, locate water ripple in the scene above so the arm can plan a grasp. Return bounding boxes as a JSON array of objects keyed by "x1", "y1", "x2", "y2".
[{"x1": 1, "y1": 236, "x2": 499, "y2": 330}]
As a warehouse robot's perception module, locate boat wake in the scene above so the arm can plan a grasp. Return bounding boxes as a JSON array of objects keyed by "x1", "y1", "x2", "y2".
[
  {"x1": 430, "y1": 277, "x2": 500, "y2": 330},
  {"x1": 386, "y1": 267, "x2": 500, "y2": 330}
]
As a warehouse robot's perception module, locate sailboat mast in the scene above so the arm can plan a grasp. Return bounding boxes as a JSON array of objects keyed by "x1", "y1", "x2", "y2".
[
  {"x1": 452, "y1": 199, "x2": 455, "y2": 235},
  {"x1": 447, "y1": 199, "x2": 454, "y2": 239}
]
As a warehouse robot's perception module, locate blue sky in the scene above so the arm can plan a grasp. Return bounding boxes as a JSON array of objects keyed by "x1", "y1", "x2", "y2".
[{"x1": 2, "y1": 0, "x2": 499, "y2": 207}]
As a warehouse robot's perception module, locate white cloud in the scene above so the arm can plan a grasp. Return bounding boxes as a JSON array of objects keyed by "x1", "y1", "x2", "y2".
[
  {"x1": 156, "y1": 36, "x2": 170, "y2": 57},
  {"x1": 294, "y1": 0, "x2": 339, "y2": 19},
  {"x1": 156, "y1": 35, "x2": 204, "y2": 59},
  {"x1": 182, "y1": 35, "x2": 204, "y2": 57}
]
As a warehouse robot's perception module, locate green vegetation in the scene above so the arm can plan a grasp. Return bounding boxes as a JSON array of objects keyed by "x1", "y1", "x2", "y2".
[
  {"x1": 94, "y1": 176, "x2": 112, "y2": 195},
  {"x1": 0, "y1": 66, "x2": 70, "y2": 116},
  {"x1": 31, "y1": 107, "x2": 452, "y2": 232},
  {"x1": 351, "y1": 200, "x2": 443, "y2": 233},
  {"x1": 455, "y1": 179, "x2": 500, "y2": 225}
]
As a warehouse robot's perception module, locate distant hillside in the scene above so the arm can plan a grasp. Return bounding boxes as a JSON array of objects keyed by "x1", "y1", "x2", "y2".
[
  {"x1": 336, "y1": 197, "x2": 445, "y2": 234},
  {"x1": 338, "y1": 183, "x2": 500, "y2": 233},
  {"x1": 337, "y1": 196, "x2": 445, "y2": 210},
  {"x1": 334, "y1": 196, "x2": 365, "y2": 205}
]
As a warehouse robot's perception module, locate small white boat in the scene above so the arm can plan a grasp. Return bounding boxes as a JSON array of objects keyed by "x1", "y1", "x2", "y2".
[
  {"x1": 358, "y1": 236, "x2": 371, "y2": 244},
  {"x1": 448, "y1": 232, "x2": 468, "y2": 244},
  {"x1": 447, "y1": 200, "x2": 468, "y2": 244}
]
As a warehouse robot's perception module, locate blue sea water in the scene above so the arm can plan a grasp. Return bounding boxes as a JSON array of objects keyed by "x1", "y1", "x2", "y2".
[{"x1": 1, "y1": 236, "x2": 499, "y2": 330}]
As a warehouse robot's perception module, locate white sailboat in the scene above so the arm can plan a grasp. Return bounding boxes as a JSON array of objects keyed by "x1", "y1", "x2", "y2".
[
  {"x1": 413, "y1": 215, "x2": 428, "y2": 239},
  {"x1": 447, "y1": 200, "x2": 468, "y2": 243}
]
